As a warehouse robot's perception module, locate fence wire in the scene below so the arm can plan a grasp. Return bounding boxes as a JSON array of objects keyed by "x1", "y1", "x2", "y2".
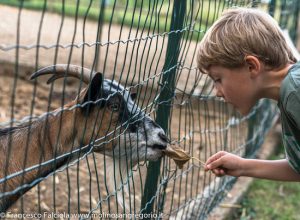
[{"x1": 0, "y1": 0, "x2": 298, "y2": 219}]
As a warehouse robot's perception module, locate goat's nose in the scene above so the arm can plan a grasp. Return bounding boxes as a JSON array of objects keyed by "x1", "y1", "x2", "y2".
[
  {"x1": 158, "y1": 132, "x2": 169, "y2": 143},
  {"x1": 152, "y1": 144, "x2": 167, "y2": 150}
]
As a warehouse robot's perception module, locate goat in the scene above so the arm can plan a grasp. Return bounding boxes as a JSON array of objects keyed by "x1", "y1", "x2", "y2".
[{"x1": 0, "y1": 64, "x2": 168, "y2": 212}]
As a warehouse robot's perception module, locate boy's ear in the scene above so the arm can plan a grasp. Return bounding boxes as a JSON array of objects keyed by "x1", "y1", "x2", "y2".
[
  {"x1": 245, "y1": 55, "x2": 261, "y2": 78},
  {"x1": 81, "y1": 72, "x2": 104, "y2": 114}
]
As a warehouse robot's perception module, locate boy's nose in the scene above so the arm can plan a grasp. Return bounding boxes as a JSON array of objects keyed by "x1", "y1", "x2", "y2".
[{"x1": 215, "y1": 90, "x2": 223, "y2": 98}]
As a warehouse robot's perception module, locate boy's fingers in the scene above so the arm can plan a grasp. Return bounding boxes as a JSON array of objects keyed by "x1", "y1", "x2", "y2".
[
  {"x1": 205, "y1": 151, "x2": 227, "y2": 165},
  {"x1": 206, "y1": 157, "x2": 224, "y2": 170},
  {"x1": 212, "y1": 168, "x2": 225, "y2": 176}
]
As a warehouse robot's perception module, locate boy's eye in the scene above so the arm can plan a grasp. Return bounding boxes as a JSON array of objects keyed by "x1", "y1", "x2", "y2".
[{"x1": 213, "y1": 79, "x2": 221, "y2": 83}]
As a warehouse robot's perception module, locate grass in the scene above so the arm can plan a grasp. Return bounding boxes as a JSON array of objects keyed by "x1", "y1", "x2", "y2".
[{"x1": 230, "y1": 150, "x2": 300, "y2": 220}]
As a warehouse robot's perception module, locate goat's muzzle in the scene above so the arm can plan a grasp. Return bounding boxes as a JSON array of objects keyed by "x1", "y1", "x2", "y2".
[{"x1": 151, "y1": 144, "x2": 167, "y2": 150}]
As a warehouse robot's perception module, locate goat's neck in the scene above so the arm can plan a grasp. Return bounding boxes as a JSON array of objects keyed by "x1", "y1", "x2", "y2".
[
  {"x1": 25, "y1": 110, "x2": 79, "y2": 164},
  {"x1": 0, "y1": 109, "x2": 79, "y2": 212}
]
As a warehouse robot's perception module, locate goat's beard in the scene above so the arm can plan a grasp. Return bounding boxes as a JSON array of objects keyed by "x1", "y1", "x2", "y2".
[
  {"x1": 105, "y1": 135, "x2": 163, "y2": 211},
  {"x1": 106, "y1": 157, "x2": 138, "y2": 212}
]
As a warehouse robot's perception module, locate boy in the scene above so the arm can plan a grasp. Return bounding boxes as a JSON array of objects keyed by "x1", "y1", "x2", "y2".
[{"x1": 197, "y1": 7, "x2": 300, "y2": 181}]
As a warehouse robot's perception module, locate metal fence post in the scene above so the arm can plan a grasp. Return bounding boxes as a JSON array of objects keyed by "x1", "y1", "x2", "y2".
[
  {"x1": 291, "y1": 0, "x2": 299, "y2": 43},
  {"x1": 140, "y1": 0, "x2": 186, "y2": 217},
  {"x1": 268, "y1": 0, "x2": 277, "y2": 17}
]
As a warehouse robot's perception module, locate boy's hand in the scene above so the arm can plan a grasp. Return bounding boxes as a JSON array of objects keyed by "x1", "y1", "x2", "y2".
[{"x1": 205, "y1": 151, "x2": 245, "y2": 177}]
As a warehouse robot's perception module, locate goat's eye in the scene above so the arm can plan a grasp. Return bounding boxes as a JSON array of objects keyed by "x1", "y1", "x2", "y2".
[{"x1": 108, "y1": 103, "x2": 120, "y2": 112}]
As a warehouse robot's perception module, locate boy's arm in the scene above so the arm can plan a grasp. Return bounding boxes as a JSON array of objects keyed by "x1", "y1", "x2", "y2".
[
  {"x1": 205, "y1": 151, "x2": 300, "y2": 181},
  {"x1": 242, "y1": 159, "x2": 300, "y2": 181}
]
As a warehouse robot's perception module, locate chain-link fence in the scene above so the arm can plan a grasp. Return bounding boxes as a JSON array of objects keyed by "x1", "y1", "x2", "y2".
[{"x1": 0, "y1": 0, "x2": 298, "y2": 219}]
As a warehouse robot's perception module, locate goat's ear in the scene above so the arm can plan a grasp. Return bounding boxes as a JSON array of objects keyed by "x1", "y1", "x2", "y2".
[{"x1": 81, "y1": 72, "x2": 104, "y2": 114}]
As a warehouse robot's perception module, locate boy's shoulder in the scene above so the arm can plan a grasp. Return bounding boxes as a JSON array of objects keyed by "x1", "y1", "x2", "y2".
[
  {"x1": 279, "y1": 62, "x2": 300, "y2": 172},
  {"x1": 280, "y1": 61, "x2": 300, "y2": 102},
  {"x1": 279, "y1": 61, "x2": 300, "y2": 133}
]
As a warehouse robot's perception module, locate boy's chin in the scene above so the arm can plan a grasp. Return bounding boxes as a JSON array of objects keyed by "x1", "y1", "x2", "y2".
[
  {"x1": 228, "y1": 101, "x2": 254, "y2": 116},
  {"x1": 235, "y1": 105, "x2": 252, "y2": 116}
]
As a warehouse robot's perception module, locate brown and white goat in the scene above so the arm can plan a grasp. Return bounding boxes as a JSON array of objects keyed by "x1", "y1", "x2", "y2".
[{"x1": 0, "y1": 64, "x2": 168, "y2": 212}]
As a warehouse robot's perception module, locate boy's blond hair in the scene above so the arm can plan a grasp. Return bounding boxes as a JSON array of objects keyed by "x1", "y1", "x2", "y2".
[{"x1": 197, "y1": 7, "x2": 297, "y2": 74}]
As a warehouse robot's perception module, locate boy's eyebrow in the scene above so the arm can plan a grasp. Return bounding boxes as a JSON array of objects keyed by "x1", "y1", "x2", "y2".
[
  {"x1": 207, "y1": 72, "x2": 216, "y2": 78},
  {"x1": 208, "y1": 71, "x2": 221, "y2": 79},
  {"x1": 209, "y1": 70, "x2": 219, "y2": 75},
  {"x1": 207, "y1": 73, "x2": 216, "y2": 81}
]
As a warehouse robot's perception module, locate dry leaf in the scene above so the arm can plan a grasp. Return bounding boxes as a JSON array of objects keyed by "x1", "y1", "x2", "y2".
[{"x1": 163, "y1": 143, "x2": 191, "y2": 169}]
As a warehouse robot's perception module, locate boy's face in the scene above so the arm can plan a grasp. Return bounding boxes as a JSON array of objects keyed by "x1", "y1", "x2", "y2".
[{"x1": 208, "y1": 65, "x2": 258, "y2": 116}]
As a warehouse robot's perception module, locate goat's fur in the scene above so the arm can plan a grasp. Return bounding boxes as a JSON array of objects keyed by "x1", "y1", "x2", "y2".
[{"x1": 0, "y1": 65, "x2": 168, "y2": 212}]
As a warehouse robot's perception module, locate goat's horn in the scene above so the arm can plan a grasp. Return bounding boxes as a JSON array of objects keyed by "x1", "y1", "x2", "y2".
[{"x1": 30, "y1": 64, "x2": 96, "y2": 84}]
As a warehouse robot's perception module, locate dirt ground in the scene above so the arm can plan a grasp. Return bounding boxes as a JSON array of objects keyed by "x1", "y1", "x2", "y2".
[
  {"x1": 0, "y1": 5, "x2": 249, "y2": 219},
  {"x1": 0, "y1": 5, "x2": 210, "y2": 95}
]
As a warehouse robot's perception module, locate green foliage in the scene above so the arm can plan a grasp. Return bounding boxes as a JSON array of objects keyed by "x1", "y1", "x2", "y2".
[
  {"x1": 236, "y1": 180, "x2": 300, "y2": 219},
  {"x1": 232, "y1": 151, "x2": 300, "y2": 220}
]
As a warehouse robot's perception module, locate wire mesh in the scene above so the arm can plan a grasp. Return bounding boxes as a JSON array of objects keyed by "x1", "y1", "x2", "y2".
[{"x1": 0, "y1": 0, "x2": 298, "y2": 219}]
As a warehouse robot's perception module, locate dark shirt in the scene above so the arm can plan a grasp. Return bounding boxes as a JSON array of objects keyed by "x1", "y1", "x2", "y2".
[{"x1": 278, "y1": 61, "x2": 300, "y2": 173}]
